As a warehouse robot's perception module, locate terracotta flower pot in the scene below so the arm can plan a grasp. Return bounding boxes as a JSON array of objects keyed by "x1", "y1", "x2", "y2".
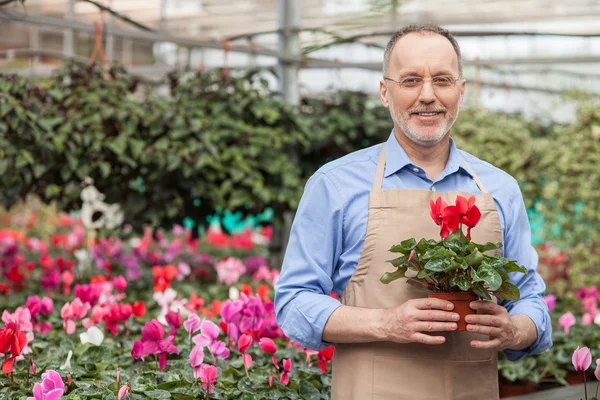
[
  {"x1": 499, "y1": 381, "x2": 537, "y2": 398},
  {"x1": 428, "y1": 292, "x2": 478, "y2": 331}
]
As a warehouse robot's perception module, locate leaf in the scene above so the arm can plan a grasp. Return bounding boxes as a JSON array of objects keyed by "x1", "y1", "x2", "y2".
[
  {"x1": 144, "y1": 390, "x2": 172, "y2": 399},
  {"x1": 475, "y1": 242, "x2": 503, "y2": 253},
  {"x1": 237, "y1": 377, "x2": 255, "y2": 394},
  {"x1": 450, "y1": 275, "x2": 471, "y2": 291},
  {"x1": 417, "y1": 269, "x2": 435, "y2": 279},
  {"x1": 424, "y1": 257, "x2": 451, "y2": 272},
  {"x1": 477, "y1": 264, "x2": 503, "y2": 291},
  {"x1": 299, "y1": 380, "x2": 321, "y2": 400},
  {"x1": 472, "y1": 283, "x2": 492, "y2": 301},
  {"x1": 464, "y1": 249, "x2": 484, "y2": 267},
  {"x1": 389, "y1": 238, "x2": 416, "y2": 254},
  {"x1": 380, "y1": 267, "x2": 408, "y2": 284},
  {"x1": 422, "y1": 246, "x2": 445, "y2": 260},
  {"x1": 386, "y1": 255, "x2": 408, "y2": 267},
  {"x1": 494, "y1": 281, "x2": 520, "y2": 301},
  {"x1": 501, "y1": 261, "x2": 527, "y2": 274}
]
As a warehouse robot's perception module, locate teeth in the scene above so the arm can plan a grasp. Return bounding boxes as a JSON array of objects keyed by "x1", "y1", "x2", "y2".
[{"x1": 418, "y1": 113, "x2": 438, "y2": 116}]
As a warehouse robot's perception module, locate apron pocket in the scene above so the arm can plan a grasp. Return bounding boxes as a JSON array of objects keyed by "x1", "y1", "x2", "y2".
[
  {"x1": 371, "y1": 355, "x2": 497, "y2": 400},
  {"x1": 371, "y1": 355, "x2": 445, "y2": 400}
]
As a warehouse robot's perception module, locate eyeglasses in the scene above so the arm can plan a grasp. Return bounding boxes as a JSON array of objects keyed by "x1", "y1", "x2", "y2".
[{"x1": 384, "y1": 76, "x2": 461, "y2": 91}]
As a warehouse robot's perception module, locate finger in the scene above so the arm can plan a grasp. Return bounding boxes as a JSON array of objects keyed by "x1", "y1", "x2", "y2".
[
  {"x1": 466, "y1": 324, "x2": 502, "y2": 336},
  {"x1": 410, "y1": 333, "x2": 446, "y2": 345},
  {"x1": 415, "y1": 310, "x2": 460, "y2": 322},
  {"x1": 413, "y1": 298, "x2": 455, "y2": 311},
  {"x1": 465, "y1": 314, "x2": 503, "y2": 327},
  {"x1": 412, "y1": 321, "x2": 458, "y2": 332},
  {"x1": 469, "y1": 301, "x2": 502, "y2": 314},
  {"x1": 470, "y1": 339, "x2": 502, "y2": 350}
]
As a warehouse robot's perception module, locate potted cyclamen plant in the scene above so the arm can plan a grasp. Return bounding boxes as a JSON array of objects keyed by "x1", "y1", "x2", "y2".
[{"x1": 381, "y1": 195, "x2": 528, "y2": 330}]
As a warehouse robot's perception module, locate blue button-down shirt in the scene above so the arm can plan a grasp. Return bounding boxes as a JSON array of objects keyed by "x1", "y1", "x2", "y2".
[{"x1": 274, "y1": 131, "x2": 552, "y2": 361}]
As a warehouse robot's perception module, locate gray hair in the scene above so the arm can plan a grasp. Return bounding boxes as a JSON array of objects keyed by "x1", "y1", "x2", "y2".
[{"x1": 383, "y1": 24, "x2": 463, "y2": 78}]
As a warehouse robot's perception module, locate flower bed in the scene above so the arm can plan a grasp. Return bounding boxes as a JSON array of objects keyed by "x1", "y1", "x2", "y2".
[{"x1": 0, "y1": 208, "x2": 333, "y2": 399}]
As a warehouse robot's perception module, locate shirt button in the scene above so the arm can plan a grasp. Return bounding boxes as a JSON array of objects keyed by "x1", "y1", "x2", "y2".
[
  {"x1": 431, "y1": 186, "x2": 437, "y2": 192},
  {"x1": 413, "y1": 167, "x2": 419, "y2": 173}
]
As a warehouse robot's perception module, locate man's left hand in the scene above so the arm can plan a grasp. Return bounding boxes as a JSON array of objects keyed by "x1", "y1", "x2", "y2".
[{"x1": 465, "y1": 301, "x2": 521, "y2": 351}]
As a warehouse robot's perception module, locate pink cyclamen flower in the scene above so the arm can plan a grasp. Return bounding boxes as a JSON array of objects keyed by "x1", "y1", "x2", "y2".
[
  {"x1": 184, "y1": 314, "x2": 202, "y2": 339},
  {"x1": 583, "y1": 313, "x2": 594, "y2": 326},
  {"x1": 2, "y1": 307, "x2": 33, "y2": 332},
  {"x1": 595, "y1": 359, "x2": 600, "y2": 381},
  {"x1": 215, "y1": 257, "x2": 246, "y2": 287},
  {"x1": 131, "y1": 340, "x2": 144, "y2": 361},
  {"x1": 572, "y1": 346, "x2": 592, "y2": 371},
  {"x1": 559, "y1": 312, "x2": 576, "y2": 335},
  {"x1": 27, "y1": 370, "x2": 64, "y2": 400},
  {"x1": 259, "y1": 337, "x2": 277, "y2": 353},
  {"x1": 200, "y1": 364, "x2": 218, "y2": 393},
  {"x1": 210, "y1": 340, "x2": 230, "y2": 359},
  {"x1": 118, "y1": 385, "x2": 128, "y2": 400},
  {"x1": 189, "y1": 346, "x2": 205, "y2": 368},
  {"x1": 243, "y1": 353, "x2": 252, "y2": 369},
  {"x1": 544, "y1": 295, "x2": 556, "y2": 312},
  {"x1": 40, "y1": 297, "x2": 54, "y2": 316},
  {"x1": 113, "y1": 276, "x2": 127, "y2": 292},
  {"x1": 238, "y1": 333, "x2": 252, "y2": 353},
  {"x1": 193, "y1": 320, "x2": 220, "y2": 348},
  {"x1": 280, "y1": 358, "x2": 292, "y2": 385}
]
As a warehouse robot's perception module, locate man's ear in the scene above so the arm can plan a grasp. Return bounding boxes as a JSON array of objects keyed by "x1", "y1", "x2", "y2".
[{"x1": 380, "y1": 80, "x2": 389, "y2": 108}]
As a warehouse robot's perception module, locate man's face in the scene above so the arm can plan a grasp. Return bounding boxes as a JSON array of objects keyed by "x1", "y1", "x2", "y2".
[{"x1": 379, "y1": 33, "x2": 466, "y2": 147}]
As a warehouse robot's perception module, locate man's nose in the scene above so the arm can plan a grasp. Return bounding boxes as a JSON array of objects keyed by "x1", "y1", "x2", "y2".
[{"x1": 418, "y1": 81, "x2": 436, "y2": 104}]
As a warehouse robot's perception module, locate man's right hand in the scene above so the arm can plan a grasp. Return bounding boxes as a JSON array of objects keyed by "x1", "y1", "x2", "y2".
[{"x1": 381, "y1": 298, "x2": 459, "y2": 345}]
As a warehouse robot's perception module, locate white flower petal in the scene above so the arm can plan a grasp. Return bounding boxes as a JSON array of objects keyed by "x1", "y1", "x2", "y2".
[{"x1": 60, "y1": 350, "x2": 73, "y2": 370}]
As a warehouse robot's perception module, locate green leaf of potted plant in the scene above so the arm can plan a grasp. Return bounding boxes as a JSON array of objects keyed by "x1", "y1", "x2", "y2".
[{"x1": 380, "y1": 195, "x2": 528, "y2": 330}]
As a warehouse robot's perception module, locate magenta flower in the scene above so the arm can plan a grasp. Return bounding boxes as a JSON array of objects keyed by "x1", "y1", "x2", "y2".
[
  {"x1": 280, "y1": 358, "x2": 292, "y2": 385},
  {"x1": 595, "y1": 359, "x2": 600, "y2": 381},
  {"x1": 189, "y1": 346, "x2": 205, "y2": 379},
  {"x1": 112, "y1": 276, "x2": 127, "y2": 292},
  {"x1": 199, "y1": 364, "x2": 218, "y2": 393},
  {"x1": 184, "y1": 314, "x2": 201, "y2": 340},
  {"x1": 259, "y1": 337, "x2": 277, "y2": 353},
  {"x1": 157, "y1": 337, "x2": 179, "y2": 371},
  {"x1": 27, "y1": 370, "x2": 64, "y2": 400},
  {"x1": 559, "y1": 312, "x2": 576, "y2": 335},
  {"x1": 141, "y1": 320, "x2": 164, "y2": 342},
  {"x1": 583, "y1": 313, "x2": 594, "y2": 326},
  {"x1": 572, "y1": 346, "x2": 592, "y2": 371},
  {"x1": 40, "y1": 297, "x2": 53, "y2": 316},
  {"x1": 165, "y1": 310, "x2": 182, "y2": 334},
  {"x1": 544, "y1": 295, "x2": 556, "y2": 312},
  {"x1": 243, "y1": 353, "x2": 252, "y2": 369},
  {"x1": 131, "y1": 340, "x2": 144, "y2": 361}
]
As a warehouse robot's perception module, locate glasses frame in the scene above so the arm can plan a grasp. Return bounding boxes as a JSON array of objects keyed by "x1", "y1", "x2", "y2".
[{"x1": 383, "y1": 75, "x2": 462, "y2": 91}]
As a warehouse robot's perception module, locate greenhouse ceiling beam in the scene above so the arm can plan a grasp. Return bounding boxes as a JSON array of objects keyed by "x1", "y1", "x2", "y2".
[{"x1": 0, "y1": 12, "x2": 293, "y2": 61}]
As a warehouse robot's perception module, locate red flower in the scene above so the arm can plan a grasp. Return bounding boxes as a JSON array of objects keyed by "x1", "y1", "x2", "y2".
[
  {"x1": 152, "y1": 265, "x2": 178, "y2": 292},
  {"x1": 240, "y1": 283, "x2": 253, "y2": 297},
  {"x1": 317, "y1": 346, "x2": 334, "y2": 373},
  {"x1": 0, "y1": 322, "x2": 27, "y2": 374},
  {"x1": 429, "y1": 197, "x2": 450, "y2": 238},
  {"x1": 132, "y1": 301, "x2": 146, "y2": 318},
  {"x1": 442, "y1": 195, "x2": 481, "y2": 239}
]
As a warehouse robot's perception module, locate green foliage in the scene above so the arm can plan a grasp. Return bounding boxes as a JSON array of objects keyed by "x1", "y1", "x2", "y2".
[
  {"x1": 381, "y1": 229, "x2": 526, "y2": 300},
  {"x1": 0, "y1": 64, "x2": 311, "y2": 232}
]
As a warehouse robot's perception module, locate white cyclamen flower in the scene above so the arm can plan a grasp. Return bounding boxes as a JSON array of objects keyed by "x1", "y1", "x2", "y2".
[
  {"x1": 80, "y1": 326, "x2": 104, "y2": 346},
  {"x1": 594, "y1": 313, "x2": 600, "y2": 326},
  {"x1": 229, "y1": 287, "x2": 240, "y2": 300},
  {"x1": 60, "y1": 350, "x2": 73, "y2": 370}
]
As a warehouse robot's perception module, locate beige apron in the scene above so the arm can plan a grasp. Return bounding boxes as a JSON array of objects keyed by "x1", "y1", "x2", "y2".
[{"x1": 331, "y1": 145, "x2": 502, "y2": 400}]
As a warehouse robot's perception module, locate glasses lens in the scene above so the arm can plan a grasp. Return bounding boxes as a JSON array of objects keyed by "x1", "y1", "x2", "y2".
[
  {"x1": 432, "y1": 76, "x2": 455, "y2": 88},
  {"x1": 400, "y1": 77, "x2": 423, "y2": 88}
]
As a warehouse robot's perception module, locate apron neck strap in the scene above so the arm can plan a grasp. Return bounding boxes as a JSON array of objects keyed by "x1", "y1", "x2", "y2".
[{"x1": 373, "y1": 144, "x2": 489, "y2": 194}]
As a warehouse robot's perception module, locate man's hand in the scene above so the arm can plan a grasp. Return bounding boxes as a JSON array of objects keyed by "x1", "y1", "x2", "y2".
[
  {"x1": 382, "y1": 298, "x2": 459, "y2": 345},
  {"x1": 466, "y1": 301, "x2": 535, "y2": 351}
]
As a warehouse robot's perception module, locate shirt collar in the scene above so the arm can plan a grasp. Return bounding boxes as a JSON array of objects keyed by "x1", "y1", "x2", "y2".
[{"x1": 383, "y1": 130, "x2": 474, "y2": 179}]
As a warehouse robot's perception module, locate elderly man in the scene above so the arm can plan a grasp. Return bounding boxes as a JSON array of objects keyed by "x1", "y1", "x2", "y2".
[{"x1": 274, "y1": 24, "x2": 552, "y2": 399}]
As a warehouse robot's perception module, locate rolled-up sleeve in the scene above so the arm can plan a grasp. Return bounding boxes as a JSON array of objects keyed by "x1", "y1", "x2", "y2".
[
  {"x1": 274, "y1": 172, "x2": 344, "y2": 350},
  {"x1": 500, "y1": 185, "x2": 552, "y2": 362}
]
